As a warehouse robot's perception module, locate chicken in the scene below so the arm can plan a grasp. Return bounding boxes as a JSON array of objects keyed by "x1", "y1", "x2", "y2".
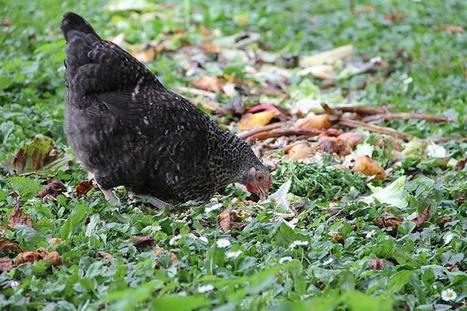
[{"x1": 60, "y1": 12, "x2": 272, "y2": 207}]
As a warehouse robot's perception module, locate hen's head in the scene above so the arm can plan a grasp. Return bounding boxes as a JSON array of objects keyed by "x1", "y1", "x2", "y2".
[{"x1": 241, "y1": 165, "x2": 272, "y2": 199}]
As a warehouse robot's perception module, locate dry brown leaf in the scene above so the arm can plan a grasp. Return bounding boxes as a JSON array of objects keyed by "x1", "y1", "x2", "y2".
[
  {"x1": 201, "y1": 42, "x2": 220, "y2": 54},
  {"x1": 11, "y1": 136, "x2": 58, "y2": 173},
  {"x1": 374, "y1": 214, "x2": 402, "y2": 231},
  {"x1": 295, "y1": 114, "x2": 331, "y2": 129},
  {"x1": 299, "y1": 45, "x2": 354, "y2": 67},
  {"x1": 0, "y1": 239, "x2": 23, "y2": 254},
  {"x1": 287, "y1": 143, "x2": 314, "y2": 160},
  {"x1": 318, "y1": 137, "x2": 352, "y2": 155},
  {"x1": 441, "y1": 25, "x2": 464, "y2": 33},
  {"x1": 218, "y1": 209, "x2": 231, "y2": 232},
  {"x1": 337, "y1": 132, "x2": 365, "y2": 150},
  {"x1": 352, "y1": 156, "x2": 386, "y2": 180},
  {"x1": 238, "y1": 111, "x2": 276, "y2": 130},
  {"x1": 97, "y1": 251, "x2": 113, "y2": 263},
  {"x1": 332, "y1": 233, "x2": 345, "y2": 245},
  {"x1": 384, "y1": 11, "x2": 405, "y2": 23},
  {"x1": 130, "y1": 235, "x2": 155, "y2": 249},
  {"x1": 14, "y1": 248, "x2": 62, "y2": 266},
  {"x1": 170, "y1": 252, "x2": 178, "y2": 265},
  {"x1": 0, "y1": 258, "x2": 14, "y2": 272},
  {"x1": 37, "y1": 180, "x2": 65, "y2": 200},
  {"x1": 8, "y1": 202, "x2": 33, "y2": 228},
  {"x1": 76, "y1": 180, "x2": 94, "y2": 198},
  {"x1": 414, "y1": 207, "x2": 431, "y2": 228},
  {"x1": 192, "y1": 76, "x2": 221, "y2": 92}
]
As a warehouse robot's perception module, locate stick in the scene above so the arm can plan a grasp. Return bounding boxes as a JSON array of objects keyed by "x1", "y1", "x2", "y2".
[
  {"x1": 338, "y1": 119, "x2": 412, "y2": 141},
  {"x1": 334, "y1": 105, "x2": 387, "y2": 115},
  {"x1": 176, "y1": 86, "x2": 216, "y2": 100},
  {"x1": 249, "y1": 127, "x2": 325, "y2": 141},
  {"x1": 362, "y1": 113, "x2": 451, "y2": 123},
  {"x1": 239, "y1": 123, "x2": 282, "y2": 140}
]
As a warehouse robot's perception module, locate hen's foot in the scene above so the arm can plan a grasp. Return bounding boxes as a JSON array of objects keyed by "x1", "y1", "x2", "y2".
[{"x1": 137, "y1": 195, "x2": 172, "y2": 209}]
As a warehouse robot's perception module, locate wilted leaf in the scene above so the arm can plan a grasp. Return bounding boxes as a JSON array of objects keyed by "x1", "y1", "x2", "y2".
[
  {"x1": 337, "y1": 132, "x2": 365, "y2": 150},
  {"x1": 76, "y1": 180, "x2": 94, "y2": 197},
  {"x1": 8, "y1": 202, "x2": 33, "y2": 228},
  {"x1": 384, "y1": 11, "x2": 405, "y2": 23},
  {"x1": 10, "y1": 135, "x2": 59, "y2": 173},
  {"x1": 130, "y1": 235, "x2": 155, "y2": 249},
  {"x1": 440, "y1": 25, "x2": 464, "y2": 33},
  {"x1": 218, "y1": 209, "x2": 231, "y2": 232},
  {"x1": 98, "y1": 251, "x2": 113, "y2": 263},
  {"x1": 287, "y1": 143, "x2": 314, "y2": 160},
  {"x1": 238, "y1": 110, "x2": 276, "y2": 130},
  {"x1": 37, "y1": 180, "x2": 65, "y2": 200},
  {"x1": 352, "y1": 156, "x2": 386, "y2": 180},
  {"x1": 0, "y1": 258, "x2": 14, "y2": 272},
  {"x1": 332, "y1": 233, "x2": 345, "y2": 245},
  {"x1": 192, "y1": 76, "x2": 221, "y2": 92},
  {"x1": 201, "y1": 42, "x2": 220, "y2": 54},
  {"x1": 414, "y1": 207, "x2": 431, "y2": 228},
  {"x1": 295, "y1": 114, "x2": 331, "y2": 129},
  {"x1": 374, "y1": 214, "x2": 402, "y2": 230},
  {"x1": 298, "y1": 64, "x2": 336, "y2": 80},
  {"x1": 247, "y1": 104, "x2": 282, "y2": 116},
  {"x1": 299, "y1": 45, "x2": 354, "y2": 67},
  {"x1": 130, "y1": 46, "x2": 157, "y2": 64},
  {"x1": 14, "y1": 248, "x2": 62, "y2": 266},
  {"x1": 0, "y1": 238, "x2": 23, "y2": 254}
]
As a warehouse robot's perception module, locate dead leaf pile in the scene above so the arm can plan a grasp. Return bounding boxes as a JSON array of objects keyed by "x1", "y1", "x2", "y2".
[
  {"x1": 218, "y1": 209, "x2": 248, "y2": 232},
  {"x1": 37, "y1": 180, "x2": 65, "y2": 201},
  {"x1": 14, "y1": 248, "x2": 62, "y2": 266}
]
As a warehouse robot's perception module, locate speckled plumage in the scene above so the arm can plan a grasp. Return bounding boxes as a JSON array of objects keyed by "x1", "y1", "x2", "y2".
[{"x1": 61, "y1": 12, "x2": 268, "y2": 204}]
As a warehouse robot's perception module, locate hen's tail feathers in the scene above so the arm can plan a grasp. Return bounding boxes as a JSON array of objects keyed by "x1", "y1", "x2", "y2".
[{"x1": 61, "y1": 12, "x2": 100, "y2": 42}]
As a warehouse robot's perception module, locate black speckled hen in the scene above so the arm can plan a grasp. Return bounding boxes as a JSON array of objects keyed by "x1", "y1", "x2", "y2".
[{"x1": 60, "y1": 12, "x2": 272, "y2": 207}]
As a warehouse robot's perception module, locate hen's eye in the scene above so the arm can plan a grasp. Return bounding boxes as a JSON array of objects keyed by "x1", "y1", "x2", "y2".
[{"x1": 257, "y1": 174, "x2": 263, "y2": 181}]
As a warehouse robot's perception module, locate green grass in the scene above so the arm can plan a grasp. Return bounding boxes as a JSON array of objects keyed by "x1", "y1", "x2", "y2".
[{"x1": 0, "y1": 0, "x2": 466, "y2": 310}]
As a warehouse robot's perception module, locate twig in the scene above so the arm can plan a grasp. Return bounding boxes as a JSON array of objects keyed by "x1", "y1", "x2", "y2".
[
  {"x1": 338, "y1": 119, "x2": 412, "y2": 141},
  {"x1": 362, "y1": 113, "x2": 451, "y2": 123},
  {"x1": 176, "y1": 86, "x2": 216, "y2": 100},
  {"x1": 249, "y1": 127, "x2": 325, "y2": 141},
  {"x1": 239, "y1": 123, "x2": 282, "y2": 140},
  {"x1": 334, "y1": 105, "x2": 388, "y2": 115}
]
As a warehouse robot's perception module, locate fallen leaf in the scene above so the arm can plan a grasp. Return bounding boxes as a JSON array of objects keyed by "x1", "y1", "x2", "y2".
[
  {"x1": 76, "y1": 180, "x2": 94, "y2": 197},
  {"x1": 14, "y1": 248, "x2": 62, "y2": 266},
  {"x1": 97, "y1": 251, "x2": 113, "y2": 263},
  {"x1": 201, "y1": 42, "x2": 220, "y2": 54},
  {"x1": 440, "y1": 25, "x2": 464, "y2": 33},
  {"x1": 0, "y1": 258, "x2": 14, "y2": 272},
  {"x1": 37, "y1": 180, "x2": 65, "y2": 200},
  {"x1": 130, "y1": 45, "x2": 157, "y2": 64},
  {"x1": 352, "y1": 156, "x2": 386, "y2": 180},
  {"x1": 318, "y1": 137, "x2": 351, "y2": 155},
  {"x1": 369, "y1": 258, "x2": 385, "y2": 270},
  {"x1": 8, "y1": 202, "x2": 33, "y2": 228},
  {"x1": 218, "y1": 209, "x2": 231, "y2": 232},
  {"x1": 374, "y1": 214, "x2": 402, "y2": 231},
  {"x1": 384, "y1": 11, "x2": 405, "y2": 23},
  {"x1": 353, "y1": 5, "x2": 375, "y2": 13},
  {"x1": 332, "y1": 233, "x2": 345, "y2": 245},
  {"x1": 414, "y1": 207, "x2": 431, "y2": 228},
  {"x1": 2, "y1": 18, "x2": 13, "y2": 27},
  {"x1": 337, "y1": 132, "x2": 365, "y2": 150},
  {"x1": 295, "y1": 114, "x2": 331, "y2": 129},
  {"x1": 11, "y1": 135, "x2": 59, "y2": 173},
  {"x1": 287, "y1": 142, "x2": 314, "y2": 160},
  {"x1": 192, "y1": 76, "x2": 221, "y2": 92},
  {"x1": 298, "y1": 65, "x2": 336, "y2": 79},
  {"x1": 299, "y1": 45, "x2": 354, "y2": 67},
  {"x1": 364, "y1": 176, "x2": 408, "y2": 208},
  {"x1": 0, "y1": 239, "x2": 23, "y2": 254},
  {"x1": 130, "y1": 235, "x2": 154, "y2": 249},
  {"x1": 238, "y1": 110, "x2": 276, "y2": 130},
  {"x1": 247, "y1": 104, "x2": 282, "y2": 116},
  {"x1": 48, "y1": 238, "x2": 63, "y2": 246}
]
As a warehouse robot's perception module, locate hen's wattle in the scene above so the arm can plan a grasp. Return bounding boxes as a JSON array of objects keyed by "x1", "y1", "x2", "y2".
[{"x1": 60, "y1": 12, "x2": 271, "y2": 206}]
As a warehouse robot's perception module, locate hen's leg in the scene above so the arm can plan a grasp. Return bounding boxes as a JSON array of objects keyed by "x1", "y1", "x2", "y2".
[
  {"x1": 137, "y1": 195, "x2": 172, "y2": 209},
  {"x1": 92, "y1": 174, "x2": 120, "y2": 205}
]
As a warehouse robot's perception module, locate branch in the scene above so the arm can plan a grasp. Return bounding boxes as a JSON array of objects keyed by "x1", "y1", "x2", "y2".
[
  {"x1": 338, "y1": 119, "x2": 412, "y2": 141},
  {"x1": 362, "y1": 113, "x2": 451, "y2": 123},
  {"x1": 248, "y1": 127, "x2": 326, "y2": 141},
  {"x1": 239, "y1": 123, "x2": 282, "y2": 140}
]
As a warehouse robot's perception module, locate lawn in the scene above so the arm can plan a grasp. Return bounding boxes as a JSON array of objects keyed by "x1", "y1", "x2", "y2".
[{"x1": 0, "y1": 0, "x2": 466, "y2": 310}]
